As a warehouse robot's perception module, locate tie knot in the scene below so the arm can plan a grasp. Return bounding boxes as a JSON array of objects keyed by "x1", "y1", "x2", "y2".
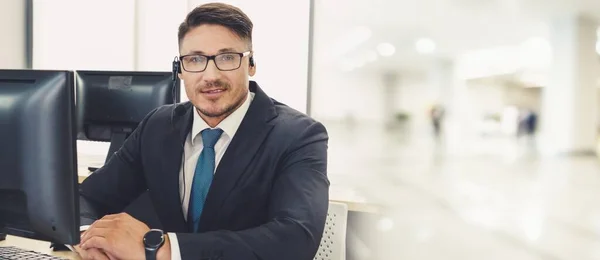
[{"x1": 201, "y1": 128, "x2": 223, "y2": 148}]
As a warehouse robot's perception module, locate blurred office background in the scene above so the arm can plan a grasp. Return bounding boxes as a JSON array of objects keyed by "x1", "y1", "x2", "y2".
[{"x1": 3, "y1": 0, "x2": 600, "y2": 259}]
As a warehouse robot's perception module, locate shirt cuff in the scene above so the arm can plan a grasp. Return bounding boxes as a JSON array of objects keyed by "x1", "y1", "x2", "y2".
[{"x1": 167, "y1": 233, "x2": 182, "y2": 260}]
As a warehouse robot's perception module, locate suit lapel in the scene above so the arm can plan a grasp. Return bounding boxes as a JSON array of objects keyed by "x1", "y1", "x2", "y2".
[
  {"x1": 157, "y1": 102, "x2": 193, "y2": 232},
  {"x1": 198, "y1": 82, "x2": 277, "y2": 232}
]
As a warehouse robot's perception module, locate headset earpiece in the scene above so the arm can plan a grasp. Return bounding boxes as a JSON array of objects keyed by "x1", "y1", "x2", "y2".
[
  {"x1": 249, "y1": 56, "x2": 255, "y2": 67},
  {"x1": 172, "y1": 56, "x2": 181, "y2": 76}
]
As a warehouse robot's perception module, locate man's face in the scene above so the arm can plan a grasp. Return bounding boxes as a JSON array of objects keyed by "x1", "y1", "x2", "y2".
[{"x1": 178, "y1": 24, "x2": 255, "y2": 119}]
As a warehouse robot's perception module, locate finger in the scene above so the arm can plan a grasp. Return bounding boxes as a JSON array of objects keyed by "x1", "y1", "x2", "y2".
[
  {"x1": 75, "y1": 246, "x2": 90, "y2": 260},
  {"x1": 80, "y1": 227, "x2": 111, "y2": 245},
  {"x1": 83, "y1": 219, "x2": 112, "y2": 238},
  {"x1": 74, "y1": 245, "x2": 85, "y2": 257},
  {"x1": 99, "y1": 214, "x2": 120, "y2": 220},
  {"x1": 101, "y1": 212, "x2": 130, "y2": 220},
  {"x1": 87, "y1": 219, "x2": 117, "y2": 231},
  {"x1": 83, "y1": 215, "x2": 118, "y2": 237},
  {"x1": 81, "y1": 236, "x2": 111, "y2": 253}
]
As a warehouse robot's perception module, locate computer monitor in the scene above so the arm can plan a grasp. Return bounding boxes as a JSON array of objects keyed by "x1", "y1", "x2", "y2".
[
  {"x1": 75, "y1": 70, "x2": 179, "y2": 170},
  {"x1": 0, "y1": 69, "x2": 80, "y2": 245}
]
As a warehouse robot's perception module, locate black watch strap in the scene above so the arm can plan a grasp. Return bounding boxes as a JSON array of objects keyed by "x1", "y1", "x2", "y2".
[{"x1": 145, "y1": 248, "x2": 158, "y2": 260}]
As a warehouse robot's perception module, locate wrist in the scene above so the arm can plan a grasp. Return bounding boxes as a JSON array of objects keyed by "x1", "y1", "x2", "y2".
[
  {"x1": 156, "y1": 234, "x2": 171, "y2": 260},
  {"x1": 144, "y1": 229, "x2": 168, "y2": 260}
]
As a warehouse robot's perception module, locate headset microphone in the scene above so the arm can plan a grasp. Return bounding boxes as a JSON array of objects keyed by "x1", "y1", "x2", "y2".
[{"x1": 172, "y1": 56, "x2": 181, "y2": 81}]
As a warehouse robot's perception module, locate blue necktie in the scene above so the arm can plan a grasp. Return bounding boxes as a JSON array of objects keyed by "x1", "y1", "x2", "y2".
[{"x1": 188, "y1": 128, "x2": 223, "y2": 232}]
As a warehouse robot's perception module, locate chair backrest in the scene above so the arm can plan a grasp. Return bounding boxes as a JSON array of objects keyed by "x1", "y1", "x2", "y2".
[{"x1": 314, "y1": 202, "x2": 348, "y2": 260}]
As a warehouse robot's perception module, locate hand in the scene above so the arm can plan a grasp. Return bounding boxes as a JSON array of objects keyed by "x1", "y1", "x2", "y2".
[
  {"x1": 74, "y1": 244, "x2": 116, "y2": 260},
  {"x1": 79, "y1": 213, "x2": 152, "y2": 260}
]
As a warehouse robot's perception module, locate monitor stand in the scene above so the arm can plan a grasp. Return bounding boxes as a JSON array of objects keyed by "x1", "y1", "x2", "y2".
[{"x1": 87, "y1": 132, "x2": 129, "y2": 173}]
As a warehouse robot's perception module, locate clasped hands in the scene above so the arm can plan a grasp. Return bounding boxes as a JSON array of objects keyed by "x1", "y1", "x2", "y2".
[{"x1": 75, "y1": 213, "x2": 170, "y2": 260}]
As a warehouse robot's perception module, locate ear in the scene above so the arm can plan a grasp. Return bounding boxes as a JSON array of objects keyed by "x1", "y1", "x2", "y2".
[{"x1": 248, "y1": 62, "x2": 256, "y2": 77}]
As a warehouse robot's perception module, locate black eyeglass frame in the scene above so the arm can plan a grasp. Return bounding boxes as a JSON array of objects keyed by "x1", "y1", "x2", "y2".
[{"x1": 179, "y1": 51, "x2": 252, "y2": 72}]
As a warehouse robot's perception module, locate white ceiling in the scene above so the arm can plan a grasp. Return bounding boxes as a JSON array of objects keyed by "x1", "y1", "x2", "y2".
[{"x1": 313, "y1": 0, "x2": 600, "y2": 74}]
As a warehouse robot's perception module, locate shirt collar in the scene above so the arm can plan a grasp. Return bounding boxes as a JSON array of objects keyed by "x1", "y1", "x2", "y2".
[{"x1": 191, "y1": 90, "x2": 255, "y2": 144}]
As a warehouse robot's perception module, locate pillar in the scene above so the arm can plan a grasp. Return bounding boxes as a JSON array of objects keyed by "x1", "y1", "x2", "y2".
[
  {"x1": 0, "y1": 1, "x2": 27, "y2": 69},
  {"x1": 540, "y1": 15, "x2": 600, "y2": 155}
]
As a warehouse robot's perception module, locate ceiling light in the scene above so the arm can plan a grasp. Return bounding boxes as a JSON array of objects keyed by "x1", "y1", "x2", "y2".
[
  {"x1": 377, "y1": 43, "x2": 395, "y2": 57},
  {"x1": 416, "y1": 38, "x2": 436, "y2": 54}
]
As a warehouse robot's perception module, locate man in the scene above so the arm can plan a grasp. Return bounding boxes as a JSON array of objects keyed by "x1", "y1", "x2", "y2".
[{"x1": 75, "y1": 3, "x2": 329, "y2": 260}]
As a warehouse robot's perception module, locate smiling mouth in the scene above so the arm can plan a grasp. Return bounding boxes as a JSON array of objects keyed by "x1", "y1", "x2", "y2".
[
  {"x1": 201, "y1": 89, "x2": 226, "y2": 94},
  {"x1": 200, "y1": 88, "x2": 227, "y2": 99}
]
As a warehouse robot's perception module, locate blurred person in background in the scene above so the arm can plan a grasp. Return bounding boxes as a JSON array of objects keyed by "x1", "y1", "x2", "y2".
[{"x1": 430, "y1": 104, "x2": 445, "y2": 139}]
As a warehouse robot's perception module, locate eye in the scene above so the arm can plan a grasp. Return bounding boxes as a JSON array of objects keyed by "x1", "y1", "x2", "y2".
[
  {"x1": 219, "y1": 54, "x2": 237, "y2": 61},
  {"x1": 186, "y1": 55, "x2": 205, "y2": 63}
]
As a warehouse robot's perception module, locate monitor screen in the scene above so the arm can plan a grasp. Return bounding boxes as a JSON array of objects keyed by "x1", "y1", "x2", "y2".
[
  {"x1": 76, "y1": 70, "x2": 179, "y2": 142},
  {"x1": 75, "y1": 70, "x2": 179, "y2": 169}
]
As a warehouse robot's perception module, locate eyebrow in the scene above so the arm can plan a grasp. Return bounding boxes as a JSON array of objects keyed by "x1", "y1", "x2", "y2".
[{"x1": 184, "y1": 48, "x2": 239, "y2": 55}]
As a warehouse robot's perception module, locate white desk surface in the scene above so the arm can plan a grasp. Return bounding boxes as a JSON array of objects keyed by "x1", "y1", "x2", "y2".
[{"x1": 0, "y1": 235, "x2": 80, "y2": 259}]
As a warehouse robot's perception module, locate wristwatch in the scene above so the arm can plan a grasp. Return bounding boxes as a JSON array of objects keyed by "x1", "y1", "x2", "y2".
[{"x1": 143, "y1": 229, "x2": 165, "y2": 260}]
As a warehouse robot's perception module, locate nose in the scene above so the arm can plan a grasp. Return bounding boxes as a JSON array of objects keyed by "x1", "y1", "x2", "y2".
[{"x1": 202, "y1": 60, "x2": 220, "y2": 82}]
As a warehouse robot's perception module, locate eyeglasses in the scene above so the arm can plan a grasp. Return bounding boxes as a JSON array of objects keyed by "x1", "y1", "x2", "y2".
[{"x1": 179, "y1": 51, "x2": 252, "y2": 72}]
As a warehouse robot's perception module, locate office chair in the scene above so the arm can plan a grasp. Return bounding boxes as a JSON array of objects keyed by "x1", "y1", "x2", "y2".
[{"x1": 314, "y1": 202, "x2": 348, "y2": 260}]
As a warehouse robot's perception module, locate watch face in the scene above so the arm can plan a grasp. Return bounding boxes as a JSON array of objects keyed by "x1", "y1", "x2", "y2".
[{"x1": 144, "y1": 230, "x2": 164, "y2": 248}]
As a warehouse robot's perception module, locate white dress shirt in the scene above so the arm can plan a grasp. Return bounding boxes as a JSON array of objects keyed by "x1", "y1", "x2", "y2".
[{"x1": 168, "y1": 91, "x2": 254, "y2": 260}]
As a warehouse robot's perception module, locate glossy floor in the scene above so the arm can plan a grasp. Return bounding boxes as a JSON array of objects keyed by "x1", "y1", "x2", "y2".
[{"x1": 325, "y1": 122, "x2": 600, "y2": 260}]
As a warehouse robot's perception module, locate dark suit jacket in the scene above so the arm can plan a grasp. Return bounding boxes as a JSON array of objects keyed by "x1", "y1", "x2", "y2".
[{"x1": 78, "y1": 81, "x2": 330, "y2": 260}]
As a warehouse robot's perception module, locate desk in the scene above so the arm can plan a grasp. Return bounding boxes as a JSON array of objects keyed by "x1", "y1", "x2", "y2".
[{"x1": 0, "y1": 235, "x2": 80, "y2": 259}]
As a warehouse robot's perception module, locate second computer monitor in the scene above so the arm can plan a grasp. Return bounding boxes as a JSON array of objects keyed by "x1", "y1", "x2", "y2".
[{"x1": 75, "y1": 70, "x2": 180, "y2": 168}]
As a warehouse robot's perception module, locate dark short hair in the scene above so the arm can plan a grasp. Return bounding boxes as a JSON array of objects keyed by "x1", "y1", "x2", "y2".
[{"x1": 178, "y1": 3, "x2": 253, "y2": 49}]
